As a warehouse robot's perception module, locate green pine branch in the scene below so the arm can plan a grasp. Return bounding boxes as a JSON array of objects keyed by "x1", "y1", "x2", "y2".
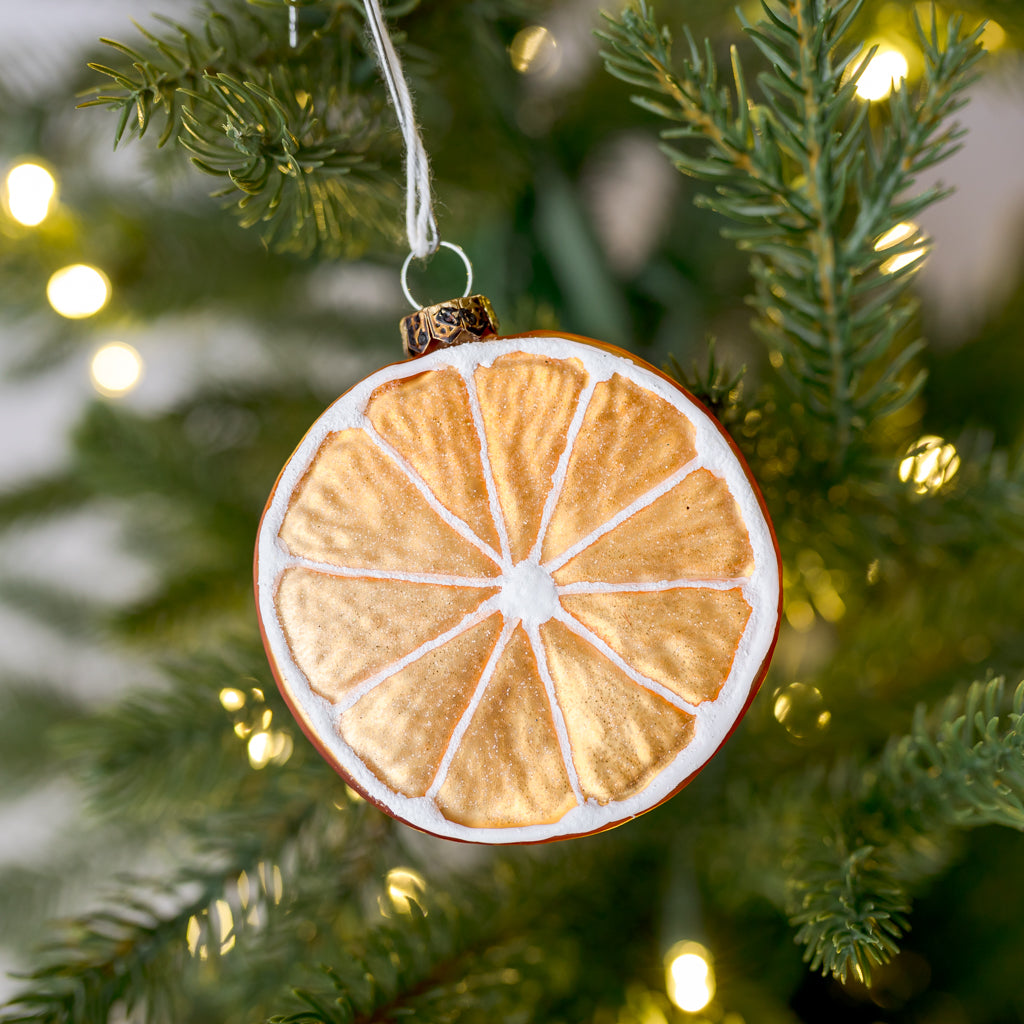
[
  {"x1": 267, "y1": 852, "x2": 585, "y2": 1024},
  {"x1": 868, "y1": 676, "x2": 1024, "y2": 833},
  {"x1": 664, "y1": 336, "x2": 747, "y2": 426},
  {"x1": 600, "y1": 0, "x2": 985, "y2": 472},
  {"x1": 787, "y1": 829, "x2": 910, "y2": 985},
  {"x1": 81, "y1": 1, "x2": 401, "y2": 257},
  {"x1": 0, "y1": 675, "x2": 85, "y2": 796},
  {"x1": 787, "y1": 676, "x2": 1024, "y2": 983},
  {"x1": 0, "y1": 804, "x2": 321, "y2": 1024}
]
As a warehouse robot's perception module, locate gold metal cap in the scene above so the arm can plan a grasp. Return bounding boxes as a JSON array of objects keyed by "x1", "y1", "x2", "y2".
[{"x1": 401, "y1": 295, "x2": 499, "y2": 358}]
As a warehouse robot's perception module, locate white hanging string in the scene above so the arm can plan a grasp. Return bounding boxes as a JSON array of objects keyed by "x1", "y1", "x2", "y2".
[{"x1": 361, "y1": 0, "x2": 440, "y2": 260}]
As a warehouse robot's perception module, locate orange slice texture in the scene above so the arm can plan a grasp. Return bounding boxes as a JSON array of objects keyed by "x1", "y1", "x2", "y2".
[{"x1": 255, "y1": 336, "x2": 781, "y2": 843}]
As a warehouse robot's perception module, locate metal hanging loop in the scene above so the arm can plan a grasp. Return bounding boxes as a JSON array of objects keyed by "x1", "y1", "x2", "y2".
[{"x1": 401, "y1": 241, "x2": 474, "y2": 310}]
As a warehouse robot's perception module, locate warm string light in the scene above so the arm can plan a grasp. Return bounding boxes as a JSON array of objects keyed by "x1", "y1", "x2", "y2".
[
  {"x1": 773, "y1": 682, "x2": 831, "y2": 738},
  {"x1": 47, "y1": 264, "x2": 110, "y2": 319},
  {"x1": 898, "y1": 435, "x2": 960, "y2": 494},
  {"x1": 383, "y1": 867, "x2": 427, "y2": 916},
  {"x1": 874, "y1": 221, "x2": 927, "y2": 275},
  {"x1": 856, "y1": 47, "x2": 909, "y2": 100},
  {"x1": 980, "y1": 20, "x2": 1006, "y2": 51},
  {"x1": 90, "y1": 342, "x2": 143, "y2": 397},
  {"x1": 665, "y1": 941, "x2": 715, "y2": 1013},
  {"x1": 509, "y1": 25, "x2": 560, "y2": 77},
  {"x1": 219, "y1": 685, "x2": 293, "y2": 768},
  {"x1": 4, "y1": 162, "x2": 57, "y2": 226},
  {"x1": 185, "y1": 862, "x2": 282, "y2": 959},
  {"x1": 783, "y1": 549, "x2": 847, "y2": 632}
]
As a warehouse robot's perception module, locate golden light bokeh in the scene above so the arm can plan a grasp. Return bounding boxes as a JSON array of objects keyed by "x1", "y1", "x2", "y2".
[
  {"x1": 785, "y1": 597, "x2": 816, "y2": 632},
  {"x1": 247, "y1": 728, "x2": 293, "y2": 769},
  {"x1": 874, "y1": 222, "x2": 918, "y2": 251},
  {"x1": 47, "y1": 264, "x2": 110, "y2": 319},
  {"x1": 90, "y1": 342, "x2": 143, "y2": 397},
  {"x1": 186, "y1": 900, "x2": 236, "y2": 960},
  {"x1": 386, "y1": 867, "x2": 427, "y2": 915},
  {"x1": 665, "y1": 941, "x2": 715, "y2": 1013},
  {"x1": 258, "y1": 861, "x2": 283, "y2": 905},
  {"x1": 219, "y1": 687, "x2": 246, "y2": 711},
  {"x1": 880, "y1": 248, "x2": 927, "y2": 275},
  {"x1": 980, "y1": 20, "x2": 1006, "y2": 51},
  {"x1": 4, "y1": 162, "x2": 56, "y2": 226},
  {"x1": 773, "y1": 682, "x2": 831, "y2": 738},
  {"x1": 509, "y1": 25, "x2": 560, "y2": 76},
  {"x1": 898, "y1": 435, "x2": 960, "y2": 494},
  {"x1": 856, "y1": 48, "x2": 909, "y2": 100}
]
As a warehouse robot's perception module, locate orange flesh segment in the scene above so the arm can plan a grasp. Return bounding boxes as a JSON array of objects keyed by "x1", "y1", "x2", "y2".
[
  {"x1": 339, "y1": 614, "x2": 504, "y2": 797},
  {"x1": 436, "y1": 626, "x2": 576, "y2": 828},
  {"x1": 539, "y1": 619, "x2": 695, "y2": 804},
  {"x1": 366, "y1": 368, "x2": 502, "y2": 552},
  {"x1": 276, "y1": 568, "x2": 498, "y2": 702},
  {"x1": 541, "y1": 373, "x2": 698, "y2": 564},
  {"x1": 278, "y1": 429, "x2": 500, "y2": 578},
  {"x1": 553, "y1": 469, "x2": 754, "y2": 585},
  {"x1": 559, "y1": 588, "x2": 752, "y2": 705},
  {"x1": 474, "y1": 353, "x2": 587, "y2": 561}
]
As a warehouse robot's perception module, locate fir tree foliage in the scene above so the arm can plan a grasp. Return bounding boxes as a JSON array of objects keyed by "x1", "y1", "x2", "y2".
[
  {"x1": 600, "y1": 0, "x2": 985, "y2": 470},
  {"x1": 2, "y1": 0, "x2": 1024, "y2": 1020},
  {"x1": 83, "y1": 1, "x2": 411, "y2": 257}
]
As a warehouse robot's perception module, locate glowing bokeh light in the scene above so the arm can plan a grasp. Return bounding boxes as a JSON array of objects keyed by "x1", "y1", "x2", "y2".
[
  {"x1": 214, "y1": 899, "x2": 236, "y2": 954},
  {"x1": 246, "y1": 725, "x2": 294, "y2": 769},
  {"x1": 90, "y1": 342, "x2": 143, "y2": 397},
  {"x1": 874, "y1": 222, "x2": 918, "y2": 251},
  {"x1": 898, "y1": 435, "x2": 960, "y2": 494},
  {"x1": 881, "y1": 248, "x2": 927, "y2": 275},
  {"x1": 48, "y1": 264, "x2": 110, "y2": 319},
  {"x1": 856, "y1": 48, "x2": 909, "y2": 100},
  {"x1": 509, "y1": 25, "x2": 560, "y2": 76},
  {"x1": 219, "y1": 687, "x2": 246, "y2": 711},
  {"x1": 258, "y1": 862, "x2": 283, "y2": 905},
  {"x1": 248, "y1": 731, "x2": 273, "y2": 768},
  {"x1": 5, "y1": 163, "x2": 56, "y2": 226},
  {"x1": 981, "y1": 20, "x2": 1006, "y2": 51},
  {"x1": 186, "y1": 914, "x2": 205, "y2": 959},
  {"x1": 666, "y1": 942, "x2": 715, "y2": 1013},
  {"x1": 773, "y1": 683, "x2": 831, "y2": 738},
  {"x1": 186, "y1": 902, "x2": 235, "y2": 959},
  {"x1": 386, "y1": 867, "x2": 427, "y2": 915},
  {"x1": 237, "y1": 870, "x2": 251, "y2": 909},
  {"x1": 785, "y1": 597, "x2": 816, "y2": 632},
  {"x1": 247, "y1": 729, "x2": 292, "y2": 770}
]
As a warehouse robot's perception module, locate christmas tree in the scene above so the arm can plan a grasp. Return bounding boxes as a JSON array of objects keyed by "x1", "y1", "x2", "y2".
[{"x1": 2, "y1": 0, "x2": 1023, "y2": 1021}]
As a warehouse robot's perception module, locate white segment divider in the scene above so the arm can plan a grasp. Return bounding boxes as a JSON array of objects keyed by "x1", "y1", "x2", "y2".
[
  {"x1": 525, "y1": 623, "x2": 584, "y2": 805},
  {"x1": 557, "y1": 577, "x2": 752, "y2": 595},
  {"x1": 333, "y1": 595, "x2": 501, "y2": 714},
  {"x1": 287, "y1": 553, "x2": 501, "y2": 588},
  {"x1": 460, "y1": 368, "x2": 514, "y2": 567},
  {"x1": 542, "y1": 456, "x2": 706, "y2": 573},
  {"x1": 552, "y1": 609, "x2": 702, "y2": 718},
  {"x1": 360, "y1": 418, "x2": 504, "y2": 568},
  {"x1": 528, "y1": 375, "x2": 599, "y2": 563},
  {"x1": 425, "y1": 619, "x2": 517, "y2": 800}
]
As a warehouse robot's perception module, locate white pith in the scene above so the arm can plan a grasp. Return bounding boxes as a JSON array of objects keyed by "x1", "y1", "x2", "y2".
[{"x1": 256, "y1": 337, "x2": 780, "y2": 843}]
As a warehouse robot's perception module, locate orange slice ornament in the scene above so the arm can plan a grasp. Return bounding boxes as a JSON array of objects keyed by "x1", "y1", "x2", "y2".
[{"x1": 255, "y1": 295, "x2": 782, "y2": 843}]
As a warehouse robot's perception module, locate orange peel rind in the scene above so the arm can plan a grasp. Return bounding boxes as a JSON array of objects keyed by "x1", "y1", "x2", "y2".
[{"x1": 255, "y1": 334, "x2": 782, "y2": 844}]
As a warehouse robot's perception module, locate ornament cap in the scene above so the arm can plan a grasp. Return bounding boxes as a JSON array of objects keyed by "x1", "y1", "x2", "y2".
[{"x1": 401, "y1": 294, "x2": 499, "y2": 358}]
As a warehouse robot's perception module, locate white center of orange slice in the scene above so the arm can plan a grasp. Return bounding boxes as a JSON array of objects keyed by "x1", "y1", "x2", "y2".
[
  {"x1": 498, "y1": 560, "x2": 559, "y2": 627},
  {"x1": 256, "y1": 336, "x2": 781, "y2": 843}
]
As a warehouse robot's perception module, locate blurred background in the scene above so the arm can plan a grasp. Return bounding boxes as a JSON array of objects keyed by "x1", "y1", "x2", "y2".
[{"x1": 1, "y1": 1, "x2": 1023, "y2": 1022}]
